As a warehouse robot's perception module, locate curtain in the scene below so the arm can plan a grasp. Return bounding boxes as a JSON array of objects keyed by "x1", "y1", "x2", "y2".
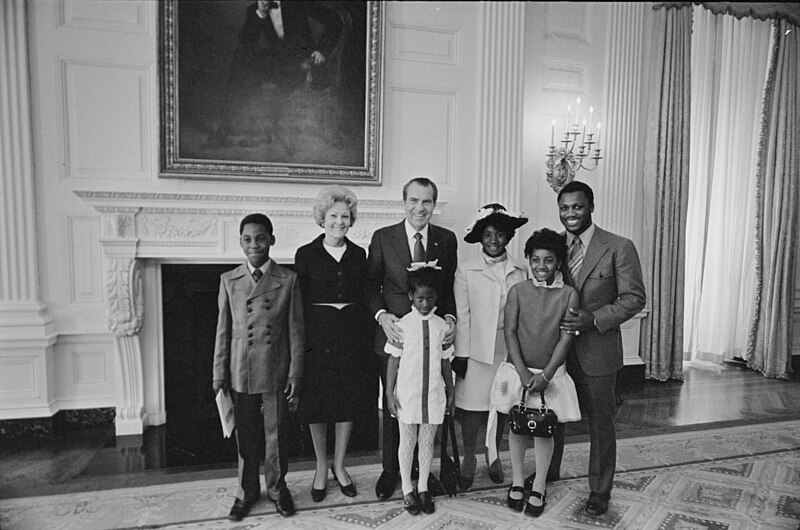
[
  {"x1": 640, "y1": 5, "x2": 692, "y2": 381},
  {"x1": 683, "y1": 8, "x2": 772, "y2": 363},
  {"x1": 746, "y1": 20, "x2": 800, "y2": 379}
]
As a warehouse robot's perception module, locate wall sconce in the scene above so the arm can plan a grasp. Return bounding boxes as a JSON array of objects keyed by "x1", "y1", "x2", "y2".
[{"x1": 546, "y1": 98, "x2": 603, "y2": 192}]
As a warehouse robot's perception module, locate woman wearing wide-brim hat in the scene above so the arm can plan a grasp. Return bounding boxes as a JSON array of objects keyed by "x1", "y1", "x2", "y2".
[{"x1": 452, "y1": 204, "x2": 529, "y2": 490}]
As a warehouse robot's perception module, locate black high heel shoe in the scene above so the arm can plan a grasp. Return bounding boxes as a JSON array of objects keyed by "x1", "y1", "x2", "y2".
[
  {"x1": 331, "y1": 465, "x2": 357, "y2": 497},
  {"x1": 311, "y1": 471, "x2": 326, "y2": 502}
]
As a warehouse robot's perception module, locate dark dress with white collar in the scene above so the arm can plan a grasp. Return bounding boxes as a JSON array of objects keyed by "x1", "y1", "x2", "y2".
[{"x1": 294, "y1": 235, "x2": 374, "y2": 423}]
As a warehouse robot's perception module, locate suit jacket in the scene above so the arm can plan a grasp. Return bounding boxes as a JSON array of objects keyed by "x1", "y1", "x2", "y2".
[
  {"x1": 565, "y1": 226, "x2": 646, "y2": 376},
  {"x1": 366, "y1": 221, "x2": 458, "y2": 356},
  {"x1": 213, "y1": 261, "x2": 305, "y2": 394},
  {"x1": 454, "y1": 254, "x2": 528, "y2": 364}
]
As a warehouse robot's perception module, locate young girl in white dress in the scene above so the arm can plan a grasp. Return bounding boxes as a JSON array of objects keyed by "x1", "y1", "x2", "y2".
[
  {"x1": 385, "y1": 263, "x2": 455, "y2": 516},
  {"x1": 504, "y1": 228, "x2": 582, "y2": 517}
]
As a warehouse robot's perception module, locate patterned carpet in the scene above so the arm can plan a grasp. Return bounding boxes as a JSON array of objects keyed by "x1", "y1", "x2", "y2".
[{"x1": 2, "y1": 421, "x2": 800, "y2": 529}]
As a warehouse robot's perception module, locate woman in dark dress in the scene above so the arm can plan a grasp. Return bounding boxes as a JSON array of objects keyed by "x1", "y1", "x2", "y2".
[{"x1": 295, "y1": 185, "x2": 372, "y2": 501}]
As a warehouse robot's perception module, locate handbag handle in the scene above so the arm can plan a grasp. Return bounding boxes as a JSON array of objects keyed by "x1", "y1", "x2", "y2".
[{"x1": 520, "y1": 388, "x2": 549, "y2": 412}]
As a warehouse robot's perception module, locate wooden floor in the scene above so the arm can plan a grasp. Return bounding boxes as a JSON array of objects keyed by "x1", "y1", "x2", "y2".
[{"x1": 1, "y1": 362, "x2": 799, "y2": 499}]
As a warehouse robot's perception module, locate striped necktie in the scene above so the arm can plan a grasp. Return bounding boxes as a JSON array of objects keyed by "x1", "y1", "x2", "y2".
[
  {"x1": 252, "y1": 269, "x2": 263, "y2": 282},
  {"x1": 568, "y1": 237, "x2": 584, "y2": 281}
]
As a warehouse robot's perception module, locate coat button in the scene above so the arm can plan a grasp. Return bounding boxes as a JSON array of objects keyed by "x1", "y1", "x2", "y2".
[
  {"x1": 337, "y1": 271, "x2": 343, "y2": 276},
  {"x1": 248, "y1": 341, "x2": 254, "y2": 346},
  {"x1": 266, "y1": 340, "x2": 272, "y2": 345}
]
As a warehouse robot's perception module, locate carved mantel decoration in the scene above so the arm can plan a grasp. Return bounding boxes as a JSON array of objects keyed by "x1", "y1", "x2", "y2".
[{"x1": 74, "y1": 190, "x2": 437, "y2": 435}]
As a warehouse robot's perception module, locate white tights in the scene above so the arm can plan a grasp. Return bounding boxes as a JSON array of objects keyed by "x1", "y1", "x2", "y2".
[{"x1": 398, "y1": 421, "x2": 438, "y2": 495}]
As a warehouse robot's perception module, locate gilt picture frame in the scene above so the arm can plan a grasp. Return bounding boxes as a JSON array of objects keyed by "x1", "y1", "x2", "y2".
[{"x1": 159, "y1": 0, "x2": 383, "y2": 184}]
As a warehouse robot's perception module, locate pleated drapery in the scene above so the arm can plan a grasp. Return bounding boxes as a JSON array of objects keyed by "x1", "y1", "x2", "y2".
[
  {"x1": 746, "y1": 20, "x2": 800, "y2": 379},
  {"x1": 640, "y1": 4, "x2": 692, "y2": 381}
]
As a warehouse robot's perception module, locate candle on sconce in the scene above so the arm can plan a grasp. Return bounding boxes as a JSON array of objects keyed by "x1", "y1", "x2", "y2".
[
  {"x1": 566, "y1": 105, "x2": 571, "y2": 131},
  {"x1": 551, "y1": 120, "x2": 556, "y2": 146},
  {"x1": 588, "y1": 107, "x2": 594, "y2": 133},
  {"x1": 575, "y1": 97, "x2": 581, "y2": 127},
  {"x1": 596, "y1": 122, "x2": 602, "y2": 151}
]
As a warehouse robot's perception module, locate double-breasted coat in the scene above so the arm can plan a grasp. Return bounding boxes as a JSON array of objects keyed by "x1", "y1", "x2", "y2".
[{"x1": 213, "y1": 261, "x2": 305, "y2": 394}]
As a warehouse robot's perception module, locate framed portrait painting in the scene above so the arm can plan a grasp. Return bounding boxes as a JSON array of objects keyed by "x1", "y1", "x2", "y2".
[{"x1": 159, "y1": 0, "x2": 383, "y2": 184}]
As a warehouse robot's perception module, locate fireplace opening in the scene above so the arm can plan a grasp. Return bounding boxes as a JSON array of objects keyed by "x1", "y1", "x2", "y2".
[{"x1": 161, "y1": 263, "x2": 380, "y2": 468}]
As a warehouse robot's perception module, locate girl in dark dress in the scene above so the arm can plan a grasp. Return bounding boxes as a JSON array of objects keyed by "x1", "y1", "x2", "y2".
[{"x1": 294, "y1": 185, "x2": 372, "y2": 501}]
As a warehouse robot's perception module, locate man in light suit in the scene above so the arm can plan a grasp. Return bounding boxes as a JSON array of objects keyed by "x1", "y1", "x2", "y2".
[
  {"x1": 549, "y1": 181, "x2": 646, "y2": 516},
  {"x1": 366, "y1": 177, "x2": 458, "y2": 500},
  {"x1": 212, "y1": 213, "x2": 305, "y2": 520}
]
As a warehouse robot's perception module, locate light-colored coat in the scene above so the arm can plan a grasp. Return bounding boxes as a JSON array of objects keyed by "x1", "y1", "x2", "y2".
[
  {"x1": 213, "y1": 261, "x2": 305, "y2": 394},
  {"x1": 454, "y1": 254, "x2": 529, "y2": 364},
  {"x1": 567, "y1": 226, "x2": 646, "y2": 376}
]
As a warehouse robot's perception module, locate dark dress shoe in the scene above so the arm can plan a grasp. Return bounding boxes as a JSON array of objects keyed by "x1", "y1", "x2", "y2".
[
  {"x1": 419, "y1": 491, "x2": 435, "y2": 514},
  {"x1": 375, "y1": 471, "x2": 397, "y2": 500},
  {"x1": 506, "y1": 485, "x2": 525, "y2": 512},
  {"x1": 331, "y1": 465, "x2": 357, "y2": 497},
  {"x1": 228, "y1": 496, "x2": 257, "y2": 521},
  {"x1": 488, "y1": 458, "x2": 504, "y2": 484},
  {"x1": 525, "y1": 490, "x2": 547, "y2": 517},
  {"x1": 403, "y1": 491, "x2": 421, "y2": 515},
  {"x1": 311, "y1": 472, "x2": 326, "y2": 502},
  {"x1": 585, "y1": 491, "x2": 610, "y2": 516},
  {"x1": 273, "y1": 489, "x2": 296, "y2": 517}
]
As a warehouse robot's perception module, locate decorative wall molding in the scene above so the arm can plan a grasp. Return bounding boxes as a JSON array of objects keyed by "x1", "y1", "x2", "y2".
[
  {"x1": 545, "y1": 2, "x2": 589, "y2": 42},
  {"x1": 58, "y1": 0, "x2": 150, "y2": 35},
  {"x1": 389, "y1": 22, "x2": 458, "y2": 65},
  {"x1": 60, "y1": 58, "x2": 151, "y2": 179},
  {"x1": 477, "y1": 1, "x2": 525, "y2": 255},
  {"x1": 542, "y1": 61, "x2": 586, "y2": 93}
]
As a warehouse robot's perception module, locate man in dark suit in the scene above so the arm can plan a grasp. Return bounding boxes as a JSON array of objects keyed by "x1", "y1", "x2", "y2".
[
  {"x1": 549, "y1": 181, "x2": 646, "y2": 516},
  {"x1": 212, "y1": 213, "x2": 305, "y2": 520},
  {"x1": 366, "y1": 177, "x2": 458, "y2": 500}
]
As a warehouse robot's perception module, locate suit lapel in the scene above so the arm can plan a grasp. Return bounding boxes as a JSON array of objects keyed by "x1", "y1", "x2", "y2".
[
  {"x1": 388, "y1": 222, "x2": 412, "y2": 265},
  {"x1": 250, "y1": 261, "x2": 283, "y2": 298},
  {"x1": 576, "y1": 228, "x2": 609, "y2": 291},
  {"x1": 426, "y1": 225, "x2": 443, "y2": 264}
]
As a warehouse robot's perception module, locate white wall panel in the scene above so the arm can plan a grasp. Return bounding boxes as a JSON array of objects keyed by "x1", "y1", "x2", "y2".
[
  {"x1": 59, "y1": 0, "x2": 149, "y2": 34},
  {"x1": 0, "y1": 357, "x2": 38, "y2": 395},
  {"x1": 389, "y1": 23, "x2": 458, "y2": 65},
  {"x1": 545, "y1": 2, "x2": 588, "y2": 42},
  {"x1": 382, "y1": 86, "x2": 455, "y2": 185},
  {"x1": 67, "y1": 216, "x2": 102, "y2": 304},
  {"x1": 62, "y1": 60, "x2": 150, "y2": 178}
]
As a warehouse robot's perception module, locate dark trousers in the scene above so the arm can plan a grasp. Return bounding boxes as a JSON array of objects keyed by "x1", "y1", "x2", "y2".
[
  {"x1": 231, "y1": 389, "x2": 290, "y2": 502},
  {"x1": 551, "y1": 357, "x2": 618, "y2": 495}
]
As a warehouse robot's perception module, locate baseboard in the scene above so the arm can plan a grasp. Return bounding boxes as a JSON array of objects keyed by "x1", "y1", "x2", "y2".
[{"x1": 0, "y1": 407, "x2": 115, "y2": 441}]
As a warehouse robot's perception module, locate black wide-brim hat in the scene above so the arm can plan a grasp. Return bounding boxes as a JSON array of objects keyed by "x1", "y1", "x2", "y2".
[{"x1": 463, "y1": 203, "x2": 528, "y2": 244}]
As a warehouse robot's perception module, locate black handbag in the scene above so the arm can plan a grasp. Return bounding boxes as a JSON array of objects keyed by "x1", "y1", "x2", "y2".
[
  {"x1": 508, "y1": 388, "x2": 558, "y2": 438},
  {"x1": 438, "y1": 415, "x2": 461, "y2": 497}
]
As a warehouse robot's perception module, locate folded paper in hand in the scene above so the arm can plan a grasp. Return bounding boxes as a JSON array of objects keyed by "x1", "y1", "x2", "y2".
[{"x1": 216, "y1": 389, "x2": 235, "y2": 438}]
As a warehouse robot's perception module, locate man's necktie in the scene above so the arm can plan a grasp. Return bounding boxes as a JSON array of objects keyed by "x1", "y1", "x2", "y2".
[
  {"x1": 568, "y1": 237, "x2": 584, "y2": 281},
  {"x1": 252, "y1": 269, "x2": 263, "y2": 282},
  {"x1": 413, "y1": 233, "x2": 425, "y2": 263}
]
